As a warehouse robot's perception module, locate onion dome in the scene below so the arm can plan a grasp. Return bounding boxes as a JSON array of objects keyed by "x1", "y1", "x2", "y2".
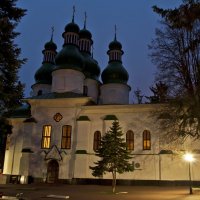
[
  {"x1": 79, "y1": 28, "x2": 92, "y2": 40},
  {"x1": 79, "y1": 13, "x2": 100, "y2": 80},
  {"x1": 54, "y1": 8, "x2": 84, "y2": 72},
  {"x1": 34, "y1": 63, "x2": 54, "y2": 84},
  {"x1": 101, "y1": 62, "x2": 128, "y2": 84},
  {"x1": 82, "y1": 53, "x2": 100, "y2": 80},
  {"x1": 34, "y1": 36, "x2": 57, "y2": 84},
  {"x1": 55, "y1": 45, "x2": 83, "y2": 71},
  {"x1": 44, "y1": 40, "x2": 57, "y2": 51},
  {"x1": 109, "y1": 39, "x2": 122, "y2": 50},
  {"x1": 64, "y1": 22, "x2": 80, "y2": 33},
  {"x1": 101, "y1": 28, "x2": 129, "y2": 84}
]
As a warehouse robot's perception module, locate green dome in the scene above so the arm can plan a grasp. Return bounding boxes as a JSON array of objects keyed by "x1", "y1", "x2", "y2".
[
  {"x1": 44, "y1": 40, "x2": 57, "y2": 51},
  {"x1": 101, "y1": 61, "x2": 129, "y2": 84},
  {"x1": 34, "y1": 63, "x2": 54, "y2": 84},
  {"x1": 79, "y1": 28, "x2": 92, "y2": 40},
  {"x1": 82, "y1": 52, "x2": 100, "y2": 80},
  {"x1": 64, "y1": 22, "x2": 80, "y2": 33},
  {"x1": 55, "y1": 45, "x2": 84, "y2": 71},
  {"x1": 109, "y1": 39, "x2": 122, "y2": 50}
]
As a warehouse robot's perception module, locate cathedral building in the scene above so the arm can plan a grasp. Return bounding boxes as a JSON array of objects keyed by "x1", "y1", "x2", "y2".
[{"x1": 2, "y1": 12, "x2": 200, "y2": 184}]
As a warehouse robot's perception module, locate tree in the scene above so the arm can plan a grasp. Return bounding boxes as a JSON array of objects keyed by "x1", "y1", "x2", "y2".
[
  {"x1": 0, "y1": 0, "x2": 26, "y2": 170},
  {"x1": 134, "y1": 88, "x2": 143, "y2": 104},
  {"x1": 90, "y1": 121, "x2": 134, "y2": 193},
  {"x1": 146, "y1": 81, "x2": 168, "y2": 103},
  {"x1": 149, "y1": 0, "x2": 200, "y2": 142}
]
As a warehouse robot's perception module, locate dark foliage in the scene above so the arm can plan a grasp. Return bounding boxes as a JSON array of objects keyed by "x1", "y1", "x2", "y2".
[
  {"x1": 149, "y1": 0, "x2": 200, "y2": 141},
  {"x1": 0, "y1": 0, "x2": 26, "y2": 168}
]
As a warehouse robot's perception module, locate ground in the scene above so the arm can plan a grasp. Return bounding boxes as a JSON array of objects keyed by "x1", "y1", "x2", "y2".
[{"x1": 0, "y1": 184, "x2": 200, "y2": 200}]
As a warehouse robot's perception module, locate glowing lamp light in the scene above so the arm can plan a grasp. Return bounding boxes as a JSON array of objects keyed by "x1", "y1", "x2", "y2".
[{"x1": 183, "y1": 153, "x2": 194, "y2": 162}]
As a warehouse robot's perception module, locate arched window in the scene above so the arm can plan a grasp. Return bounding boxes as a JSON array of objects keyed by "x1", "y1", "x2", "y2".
[
  {"x1": 61, "y1": 125, "x2": 72, "y2": 149},
  {"x1": 93, "y1": 131, "x2": 101, "y2": 151},
  {"x1": 41, "y1": 125, "x2": 51, "y2": 149},
  {"x1": 126, "y1": 130, "x2": 134, "y2": 150},
  {"x1": 143, "y1": 130, "x2": 151, "y2": 150}
]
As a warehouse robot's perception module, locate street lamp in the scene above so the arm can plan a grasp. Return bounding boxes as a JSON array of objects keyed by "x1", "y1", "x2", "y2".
[{"x1": 183, "y1": 153, "x2": 194, "y2": 194}]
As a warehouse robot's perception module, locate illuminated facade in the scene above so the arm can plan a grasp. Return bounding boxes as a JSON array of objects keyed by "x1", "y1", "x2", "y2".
[{"x1": 2, "y1": 13, "x2": 200, "y2": 184}]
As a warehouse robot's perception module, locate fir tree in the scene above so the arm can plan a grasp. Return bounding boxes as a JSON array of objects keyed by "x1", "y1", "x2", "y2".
[
  {"x1": 0, "y1": 0, "x2": 26, "y2": 170},
  {"x1": 90, "y1": 121, "x2": 134, "y2": 193}
]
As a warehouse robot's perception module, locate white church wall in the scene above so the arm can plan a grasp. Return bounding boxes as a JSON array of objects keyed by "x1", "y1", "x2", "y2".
[
  {"x1": 160, "y1": 154, "x2": 188, "y2": 180},
  {"x1": 190, "y1": 154, "x2": 200, "y2": 180},
  {"x1": 19, "y1": 153, "x2": 30, "y2": 176},
  {"x1": 52, "y1": 69, "x2": 85, "y2": 93},
  {"x1": 59, "y1": 155, "x2": 72, "y2": 179},
  {"x1": 31, "y1": 84, "x2": 51, "y2": 96},
  {"x1": 100, "y1": 83, "x2": 130, "y2": 104},
  {"x1": 75, "y1": 104, "x2": 161, "y2": 180},
  {"x1": 76, "y1": 121, "x2": 90, "y2": 151},
  {"x1": 3, "y1": 120, "x2": 24, "y2": 175},
  {"x1": 4, "y1": 103, "x2": 200, "y2": 183},
  {"x1": 30, "y1": 153, "x2": 47, "y2": 179},
  {"x1": 74, "y1": 154, "x2": 88, "y2": 178},
  {"x1": 84, "y1": 79, "x2": 99, "y2": 103}
]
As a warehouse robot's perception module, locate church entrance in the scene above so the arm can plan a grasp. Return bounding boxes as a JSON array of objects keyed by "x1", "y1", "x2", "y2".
[{"x1": 46, "y1": 160, "x2": 59, "y2": 183}]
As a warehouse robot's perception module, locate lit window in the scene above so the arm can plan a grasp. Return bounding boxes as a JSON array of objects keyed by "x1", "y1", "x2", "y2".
[
  {"x1": 143, "y1": 130, "x2": 151, "y2": 150},
  {"x1": 61, "y1": 125, "x2": 72, "y2": 149},
  {"x1": 93, "y1": 131, "x2": 101, "y2": 151},
  {"x1": 126, "y1": 130, "x2": 134, "y2": 150},
  {"x1": 41, "y1": 125, "x2": 51, "y2": 149}
]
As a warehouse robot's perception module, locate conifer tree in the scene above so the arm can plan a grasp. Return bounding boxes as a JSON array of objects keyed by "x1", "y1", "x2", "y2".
[
  {"x1": 0, "y1": 0, "x2": 26, "y2": 170},
  {"x1": 90, "y1": 121, "x2": 134, "y2": 193}
]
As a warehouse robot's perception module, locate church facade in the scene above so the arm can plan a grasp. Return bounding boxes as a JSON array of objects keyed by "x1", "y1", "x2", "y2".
[{"x1": 2, "y1": 13, "x2": 200, "y2": 184}]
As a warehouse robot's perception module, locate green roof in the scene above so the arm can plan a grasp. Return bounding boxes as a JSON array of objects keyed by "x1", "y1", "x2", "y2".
[
  {"x1": 10, "y1": 104, "x2": 31, "y2": 118},
  {"x1": 101, "y1": 61, "x2": 129, "y2": 84},
  {"x1": 23, "y1": 117, "x2": 37, "y2": 123},
  {"x1": 104, "y1": 115, "x2": 118, "y2": 120},
  {"x1": 55, "y1": 45, "x2": 83, "y2": 71},
  {"x1": 28, "y1": 92, "x2": 85, "y2": 99},
  {"x1": 34, "y1": 63, "x2": 54, "y2": 84},
  {"x1": 159, "y1": 150, "x2": 173, "y2": 154},
  {"x1": 82, "y1": 52, "x2": 100, "y2": 80},
  {"x1": 77, "y1": 116, "x2": 90, "y2": 121},
  {"x1": 75, "y1": 150, "x2": 87, "y2": 154}
]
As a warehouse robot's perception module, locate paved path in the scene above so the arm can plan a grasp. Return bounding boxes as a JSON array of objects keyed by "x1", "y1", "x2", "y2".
[{"x1": 0, "y1": 184, "x2": 200, "y2": 200}]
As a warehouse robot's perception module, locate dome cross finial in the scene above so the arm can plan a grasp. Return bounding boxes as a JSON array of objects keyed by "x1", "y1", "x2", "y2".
[
  {"x1": 51, "y1": 26, "x2": 54, "y2": 41},
  {"x1": 72, "y1": 5, "x2": 75, "y2": 23},
  {"x1": 84, "y1": 11, "x2": 87, "y2": 29},
  {"x1": 114, "y1": 24, "x2": 117, "y2": 41}
]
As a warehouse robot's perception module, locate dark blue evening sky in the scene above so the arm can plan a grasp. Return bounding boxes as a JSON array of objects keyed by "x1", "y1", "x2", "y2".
[{"x1": 16, "y1": 0, "x2": 182, "y2": 102}]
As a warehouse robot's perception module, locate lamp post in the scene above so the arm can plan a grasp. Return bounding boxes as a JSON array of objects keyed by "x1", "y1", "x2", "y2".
[{"x1": 183, "y1": 153, "x2": 194, "y2": 195}]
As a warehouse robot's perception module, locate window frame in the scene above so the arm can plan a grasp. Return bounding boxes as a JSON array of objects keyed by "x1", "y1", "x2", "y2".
[
  {"x1": 93, "y1": 131, "x2": 101, "y2": 152},
  {"x1": 126, "y1": 130, "x2": 134, "y2": 151},
  {"x1": 143, "y1": 130, "x2": 151, "y2": 150},
  {"x1": 61, "y1": 125, "x2": 72, "y2": 149},
  {"x1": 41, "y1": 125, "x2": 52, "y2": 149}
]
